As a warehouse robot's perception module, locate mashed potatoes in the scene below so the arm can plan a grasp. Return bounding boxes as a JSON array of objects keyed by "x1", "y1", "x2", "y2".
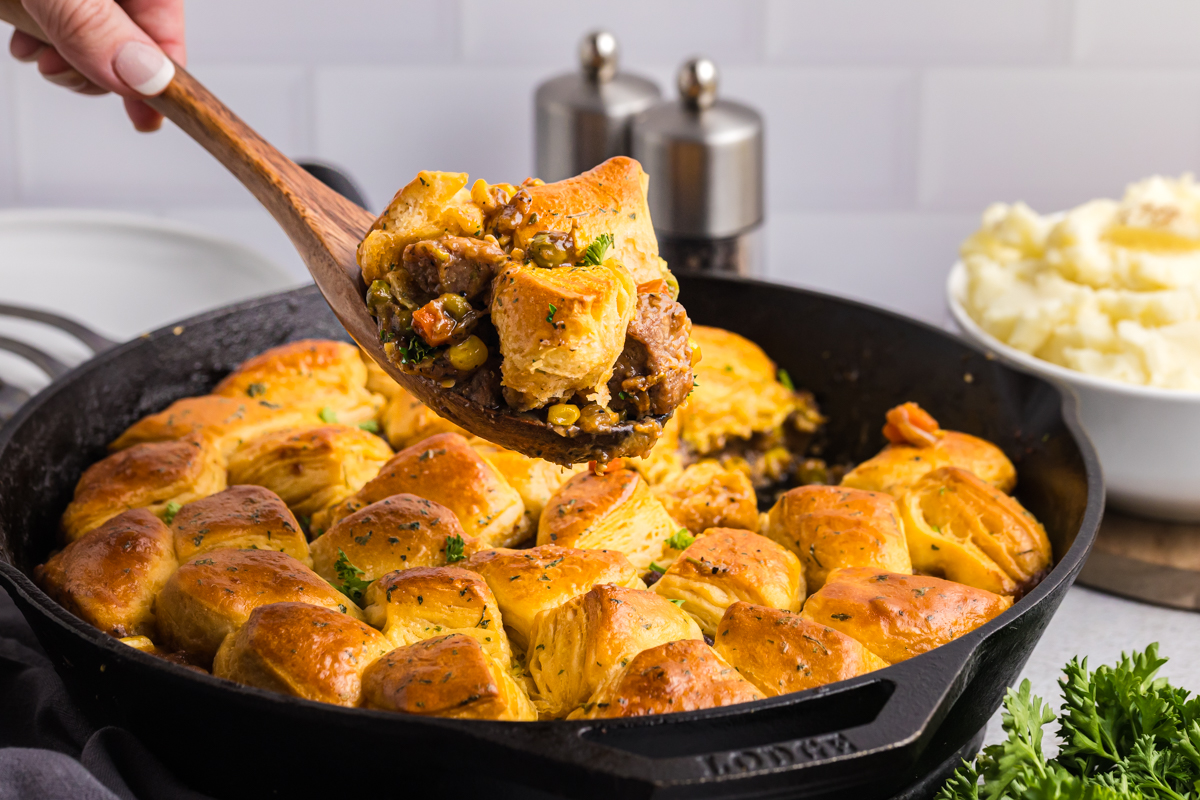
[{"x1": 962, "y1": 174, "x2": 1200, "y2": 389}]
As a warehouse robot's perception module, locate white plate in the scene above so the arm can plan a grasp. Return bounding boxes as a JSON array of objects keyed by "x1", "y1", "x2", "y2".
[
  {"x1": 0, "y1": 209, "x2": 303, "y2": 393},
  {"x1": 948, "y1": 261, "x2": 1200, "y2": 522}
]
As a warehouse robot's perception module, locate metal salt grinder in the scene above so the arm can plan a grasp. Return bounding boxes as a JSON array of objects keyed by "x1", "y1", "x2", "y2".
[
  {"x1": 632, "y1": 58, "x2": 764, "y2": 275},
  {"x1": 534, "y1": 31, "x2": 661, "y2": 183}
]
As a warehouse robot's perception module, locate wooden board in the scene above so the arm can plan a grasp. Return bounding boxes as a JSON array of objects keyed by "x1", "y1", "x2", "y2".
[{"x1": 1077, "y1": 510, "x2": 1200, "y2": 611}]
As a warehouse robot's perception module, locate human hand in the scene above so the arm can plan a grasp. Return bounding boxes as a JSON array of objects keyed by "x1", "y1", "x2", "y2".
[{"x1": 7, "y1": 0, "x2": 185, "y2": 132}]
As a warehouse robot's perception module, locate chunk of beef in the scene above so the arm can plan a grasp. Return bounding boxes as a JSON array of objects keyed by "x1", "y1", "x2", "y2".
[
  {"x1": 402, "y1": 235, "x2": 509, "y2": 303},
  {"x1": 609, "y1": 286, "x2": 694, "y2": 418}
]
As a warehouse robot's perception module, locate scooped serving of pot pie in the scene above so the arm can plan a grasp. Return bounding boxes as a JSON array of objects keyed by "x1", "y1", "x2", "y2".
[
  {"x1": 40, "y1": 329, "x2": 1052, "y2": 722},
  {"x1": 356, "y1": 157, "x2": 696, "y2": 464}
]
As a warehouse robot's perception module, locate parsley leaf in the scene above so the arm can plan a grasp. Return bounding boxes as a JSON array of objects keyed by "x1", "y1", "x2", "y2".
[
  {"x1": 580, "y1": 233, "x2": 614, "y2": 266},
  {"x1": 666, "y1": 529, "x2": 695, "y2": 551},
  {"x1": 398, "y1": 335, "x2": 438, "y2": 365},
  {"x1": 162, "y1": 501, "x2": 182, "y2": 526},
  {"x1": 318, "y1": 406, "x2": 338, "y2": 423},
  {"x1": 357, "y1": 419, "x2": 380, "y2": 433},
  {"x1": 777, "y1": 369, "x2": 795, "y2": 391},
  {"x1": 668, "y1": 598, "x2": 685, "y2": 607},
  {"x1": 332, "y1": 548, "x2": 371, "y2": 605},
  {"x1": 444, "y1": 534, "x2": 466, "y2": 563},
  {"x1": 245, "y1": 382, "x2": 267, "y2": 398},
  {"x1": 547, "y1": 303, "x2": 557, "y2": 323}
]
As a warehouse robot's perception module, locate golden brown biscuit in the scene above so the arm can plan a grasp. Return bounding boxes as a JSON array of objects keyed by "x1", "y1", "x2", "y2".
[
  {"x1": 312, "y1": 433, "x2": 526, "y2": 547},
  {"x1": 538, "y1": 467, "x2": 676, "y2": 571},
  {"x1": 764, "y1": 485, "x2": 912, "y2": 591},
  {"x1": 678, "y1": 326, "x2": 805, "y2": 456},
  {"x1": 156, "y1": 549, "x2": 359, "y2": 667},
  {"x1": 310, "y1": 494, "x2": 476, "y2": 592},
  {"x1": 713, "y1": 602, "x2": 888, "y2": 697},
  {"x1": 61, "y1": 437, "x2": 226, "y2": 542},
  {"x1": 310, "y1": 493, "x2": 475, "y2": 593},
  {"x1": 461, "y1": 545, "x2": 644, "y2": 651},
  {"x1": 360, "y1": 349, "x2": 402, "y2": 400},
  {"x1": 36, "y1": 509, "x2": 177, "y2": 639},
  {"x1": 898, "y1": 467, "x2": 1052, "y2": 596},
  {"x1": 651, "y1": 528, "x2": 805, "y2": 635},
  {"x1": 841, "y1": 403, "x2": 1016, "y2": 496},
  {"x1": 226, "y1": 425, "x2": 393, "y2": 519},
  {"x1": 212, "y1": 339, "x2": 385, "y2": 425},
  {"x1": 380, "y1": 385, "x2": 466, "y2": 450},
  {"x1": 109, "y1": 394, "x2": 311, "y2": 457},
  {"x1": 491, "y1": 258, "x2": 636, "y2": 411},
  {"x1": 527, "y1": 584, "x2": 702, "y2": 719},
  {"x1": 572, "y1": 639, "x2": 764, "y2": 719},
  {"x1": 362, "y1": 567, "x2": 510, "y2": 666},
  {"x1": 212, "y1": 602, "x2": 390, "y2": 706},
  {"x1": 362, "y1": 634, "x2": 536, "y2": 720},
  {"x1": 653, "y1": 460, "x2": 759, "y2": 536},
  {"x1": 800, "y1": 567, "x2": 1012, "y2": 664},
  {"x1": 171, "y1": 485, "x2": 310, "y2": 566},
  {"x1": 470, "y1": 440, "x2": 580, "y2": 529}
]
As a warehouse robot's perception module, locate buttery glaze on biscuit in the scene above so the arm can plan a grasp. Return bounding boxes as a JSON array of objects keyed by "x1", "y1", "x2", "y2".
[
  {"x1": 801, "y1": 567, "x2": 1012, "y2": 664},
  {"x1": 841, "y1": 403, "x2": 1016, "y2": 496},
  {"x1": 36, "y1": 509, "x2": 177, "y2": 638},
  {"x1": 212, "y1": 602, "x2": 390, "y2": 706},
  {"x1": 227, "y1": 424, "x2": 393, "y2": 519},
  {"x1": 527, "y1": 583, "x2": 702, "y2": 719},
  {"x1": 312, "y1": 433, "x2": 526, "y2": 547},
  {"x1": 573, "y1": 639, "x2": 764, "y2": 719},
  {"x1": 362, "y1": 634, "x2": 536, "y2": 720},
  {"x1": 61, "y1": 437, "x2": 226, "y2": 542},
  {"x1": 470, "y1": 439, "x2": 581, "y2": 528},
  {"x1": 899, "y1": 467, "x2": 1052, "y2": 596},
  {"x1": 171, "y1": 485, "x2": 310, "y2": 566},
  {"x1": 714, "y1": 601, "x2": 888, "y2": 697},
  {"x1": 109, "y1": 394, "x2": 310, "y2": 457},
  {"x1": 538, "y1": 467, "x2": 676, "y2": 571},
  {"x1": 764, "y1": 485, "x2": 912, "y2": 591},
  {"x1": 651, "y1": 528, "x2": 805, "y2": 635},
  {"x1": 380, "y1": 385, "x2": 466, "y2": 450},
  {"x1": 157, "y1": 549, "x2": 358, "y2": 667},
  {"x1": 653, "y1": 460, "x2": 760, "y2": 535},
  {"x1": 461, "y1": 544, "x2": 644, "y2": 651},
  {"x1": 212, "y1": 339, "x2": 385, "y2": 425},
  {"x1": 363, "y1": 566, "x2": 511, "y2": 666},
  {"x1": 310, "y1": 493, "x2": 474, "y2": 585}
]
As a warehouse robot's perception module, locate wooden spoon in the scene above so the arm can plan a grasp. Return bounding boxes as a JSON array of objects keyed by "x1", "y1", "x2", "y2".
[{"x1": 0, "y1": 5, "x2": 661, "y2": 465}]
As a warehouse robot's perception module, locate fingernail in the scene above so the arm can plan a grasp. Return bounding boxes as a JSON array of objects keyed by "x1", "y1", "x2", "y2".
[{"x1": 114, "y1": 41, "x2": 174, "y2": 96}]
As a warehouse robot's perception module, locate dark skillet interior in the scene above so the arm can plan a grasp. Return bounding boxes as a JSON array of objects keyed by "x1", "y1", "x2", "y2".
[{"x1": 0, "y1": 275, "x2": 1102, "y2": 800}]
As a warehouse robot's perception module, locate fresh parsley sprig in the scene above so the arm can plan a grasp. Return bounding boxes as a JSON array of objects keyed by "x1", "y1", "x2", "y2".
[
  {"x1": 580, "y1": 233, "x2": 614, "y2": 266},
  {"x1": 937, "y1": 643, "x2": 1200, "y2": 800},
  {"x1": 332, "y1": 548, "x2": 371, "y2": 605}
]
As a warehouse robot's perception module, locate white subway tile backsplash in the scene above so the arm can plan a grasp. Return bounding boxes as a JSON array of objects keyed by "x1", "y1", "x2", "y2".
[
  {"x1": 0, "y1": 55, "x2": 17, "y2": 206},
  {"x1": 313, "y1": 66, "x2": 541, "y2": 212},
  {"x1": 460, "y1": 0, "x2": 765, "y2": 68},
  {"x1": 919, "y1": 69, "x2": 1200, "y2": 214},
  {"x1": 764, "y1": 211, "x2": 980, "y2": 324},
  {"x1": 14, "y1": 65, "x2": 312, "y2": 206},
  {"x1": 766, "y1": 0, "x2": 1073, "y2": 66},
  {"x1": 723, "y1": 67, "x2": 918, "y2": 212},
  {"x1": 186, "y1": 0, "x2": 458, "y2": 64},
  {"x1": 1074, "y1": 0, "x2": 1200, "y2": 67}
]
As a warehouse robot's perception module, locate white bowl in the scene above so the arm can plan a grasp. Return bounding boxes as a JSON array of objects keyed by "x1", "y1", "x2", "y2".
[{"x1": 947, "y1": 261, "x2": 1200, "y2": 522}]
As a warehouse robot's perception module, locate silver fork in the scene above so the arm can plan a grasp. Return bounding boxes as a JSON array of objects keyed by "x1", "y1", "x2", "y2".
[{"x1": 0, "y1": 303, "x2": 117, "y2": 423}]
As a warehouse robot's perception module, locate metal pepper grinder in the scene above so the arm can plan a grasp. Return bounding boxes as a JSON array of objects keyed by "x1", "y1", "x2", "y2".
[
  {"x1": 632, "y1": 58, "x2": 764, "y2": 275},
  {"x1": 534, "y1": 31, "x2": 661, "y2": 183}
]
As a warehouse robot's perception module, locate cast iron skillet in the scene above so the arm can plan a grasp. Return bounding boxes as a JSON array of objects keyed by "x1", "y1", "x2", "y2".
[{"x1": 0, "y1": 275, "x2": 1102, "y2": 799}]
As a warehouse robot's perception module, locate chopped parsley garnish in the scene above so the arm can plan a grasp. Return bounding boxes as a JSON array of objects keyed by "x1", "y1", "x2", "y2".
[
  {"x1": 398, "y1": 335, "x2": 438, "y2": 365},
  {"x1": 777, "y1": 369, "x2": 795, "y2": 391},
  {"x1": 444, "y1": 534, "x2": 466, "y2": 563},
  {"x1": 162, "y1": 501, "x2": 182, "y2": 526},
  {"x1": 357, "y1": 419, "x2": 380, "y2": 433},
  {"x1": 666, "y1": 529, "x2": 695, "y2": 551},
  {"x1": 648, "y1": 562, "x2": 666, "y2": 575},
  {"x1": 546, "y1": 303, "x2": 557, "y2": 323},
  {"x1": 580, "y1": 233, "x2": 614, "y2": 266},
  {"x1": 319, "y1": 407, "x2": 338, "y2": 423},
  {"x1": 245, "y1": 382, "x2": 267, "y2": 398},
  {"x1": 332, "y1": 548, "x2": 371, "y2": 605},
  {"x1": 668, "y1": 598, "x2": 685, "y2": 607}
]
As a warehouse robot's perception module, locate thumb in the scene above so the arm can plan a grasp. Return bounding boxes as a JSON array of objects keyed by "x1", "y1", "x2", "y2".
[{"x1": 22, "y1": 0, "x2": 174, "y2": 97}]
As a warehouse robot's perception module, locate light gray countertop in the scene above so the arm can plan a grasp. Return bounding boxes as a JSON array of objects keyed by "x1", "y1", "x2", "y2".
[{"x1": 984, "y1": 585, "x2": 1200, "y2": 747}]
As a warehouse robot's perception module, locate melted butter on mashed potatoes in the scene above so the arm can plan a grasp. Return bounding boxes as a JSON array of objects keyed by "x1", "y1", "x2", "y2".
[{"x1": 962, "y1": 174, "x2": 1200, "y2": 389}]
